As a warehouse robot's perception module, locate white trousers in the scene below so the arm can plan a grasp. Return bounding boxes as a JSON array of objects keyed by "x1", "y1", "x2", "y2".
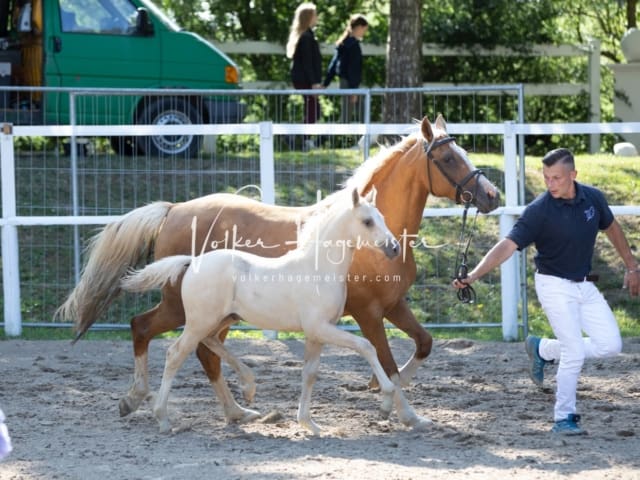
[{"x1": 534, "y1": 272, "x2": 622, "y2": 421}]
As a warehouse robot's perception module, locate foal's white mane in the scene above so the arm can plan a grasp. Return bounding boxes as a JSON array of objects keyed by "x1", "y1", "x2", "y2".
[{"x1": 295, "y1": 189, "x2": 354, "y2": 252}]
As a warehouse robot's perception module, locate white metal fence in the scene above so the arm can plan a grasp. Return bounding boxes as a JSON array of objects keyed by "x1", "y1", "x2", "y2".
[
  {"x1": 2, "y1": 121, "x2": 640, "y2": 339},
  {"x1": 1, "y1": 86, "x2": 638, "y2": 340}
]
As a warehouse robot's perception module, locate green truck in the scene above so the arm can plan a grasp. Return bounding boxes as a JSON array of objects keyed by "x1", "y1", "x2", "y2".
[{"x1": 0, "y1": 0, "x2": 244, "y2": 155}]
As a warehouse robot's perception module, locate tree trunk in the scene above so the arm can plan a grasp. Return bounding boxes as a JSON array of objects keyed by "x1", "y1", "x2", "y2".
[
  {"x1": 383, "y1": 0, "x2": 423, "y2": 124},
  {"x1": 627, "y1": 0, "x2": 637, "y2": 29}
]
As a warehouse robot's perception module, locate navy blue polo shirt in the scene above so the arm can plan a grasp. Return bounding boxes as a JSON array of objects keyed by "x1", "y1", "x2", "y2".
[{"x1": 507, "y1": 182, "x2": 614, "y2": 280}]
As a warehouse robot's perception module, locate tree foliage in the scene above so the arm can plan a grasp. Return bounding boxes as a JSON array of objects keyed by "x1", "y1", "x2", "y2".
[{"x1": 154, "y1": 0, "x2": 636, "y2": 152}]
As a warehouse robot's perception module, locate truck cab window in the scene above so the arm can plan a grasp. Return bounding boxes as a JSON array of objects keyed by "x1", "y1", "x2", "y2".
[{"x1": 59, "y1": 0, "x2": 138, "y2": 34}]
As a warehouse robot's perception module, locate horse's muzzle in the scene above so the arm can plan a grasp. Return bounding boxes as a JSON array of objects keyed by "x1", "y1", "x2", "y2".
[
  {"x1": 475, "y1": 179, "x2": 502, "y2": 214},
  {"x1": 382, "y1": 238, "x2": 401, "y2": 259}
]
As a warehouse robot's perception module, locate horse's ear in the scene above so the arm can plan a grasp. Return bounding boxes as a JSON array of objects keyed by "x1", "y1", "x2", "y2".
[
  {"x1": 365, "y1": 186, "x2": 377, "y2": 206},
  {"x1": 421, "y1": 116, "x2": 434, "y2": 142},
  {"x1": 352, "y1": 187, "x2": 360, "y2": 207},
  {"x1": 435, "y1": 114, "x2": 447, "y2": 132}
]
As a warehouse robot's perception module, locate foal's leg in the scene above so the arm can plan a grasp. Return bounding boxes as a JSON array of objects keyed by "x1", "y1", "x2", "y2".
[
  {"x1": 306, "y1": 323, "x2": 395, "y2": 418},
  {"x1": 199, "y1": 336, "x2": 261, "y2": 424},
  {"x1": 297, "y1": 339, "x2": 323, "y2": 435},
  {"x1": 385, "y1": 299, "x2": 433, "y2": 385},
  {"x1": 391, "y1": 383, "x2": 433, "y2": 430},
  {"x1": 316, "y1": 321, "x2": 431, "y2": 430},
  {"x1": 153, "y1": 331, "x2": 201, "y2": 433}
]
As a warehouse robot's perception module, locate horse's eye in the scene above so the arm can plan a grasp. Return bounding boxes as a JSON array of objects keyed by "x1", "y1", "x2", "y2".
[{"x1": 364, "y1": 218, "x2": 373, "y2": 227}]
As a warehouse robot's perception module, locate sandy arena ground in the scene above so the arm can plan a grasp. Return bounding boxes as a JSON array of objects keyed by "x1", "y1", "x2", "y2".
[{"x1": 1, "y1": 336, "x2": 639, "y2": 479}]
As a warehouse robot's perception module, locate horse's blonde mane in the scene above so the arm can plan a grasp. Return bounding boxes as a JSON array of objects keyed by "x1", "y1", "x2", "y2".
[
  {"x1": 294, "y1": 119, "x2": 443, "y2": 251},
  {"x1": 345, "y1": 127, "x2": 424, "y2": 195}
]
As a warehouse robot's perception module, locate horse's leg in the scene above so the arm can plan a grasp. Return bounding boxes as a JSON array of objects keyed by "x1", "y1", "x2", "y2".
[
  {"x1": 153, "y1": 330, "x2": 200, "y2": 433},
  {"x1": 351, "y1": 309, "x2": 400, "y2": 389},
  {"x1": 297, "y1": 339, "x2": 323, "y2": 435},
  {"x1": 199, "y1": 335, "x2": 261, "y2": 424},
  {"x1": 352, "y1": 300, "x2": 432, "y2": 429},
  {"x1": 306, "y1": 323, "x2": 395, "y2": 419},
  {"x1": 209, "y1": 369, "x2": 261, "y2": 424},
  {"x1": 385, "y1": 298, "x2": 433, "y2": 386},
  {"x1": 120, "y1": 301, "x2": 185, "y2": 417}
]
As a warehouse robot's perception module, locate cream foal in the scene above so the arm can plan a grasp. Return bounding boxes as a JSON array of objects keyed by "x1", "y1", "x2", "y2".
[{"x1": 122, "y1": 188, "x2": 402, "y2": 434}]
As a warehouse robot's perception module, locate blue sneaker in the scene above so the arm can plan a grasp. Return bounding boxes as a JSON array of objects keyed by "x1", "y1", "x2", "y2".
[
  {"x1": 552, "y1": 414, "x2": 586, "y2": 435},
  {"x1": 525, "y1": 335, "x2": 549, "y2": 387}
]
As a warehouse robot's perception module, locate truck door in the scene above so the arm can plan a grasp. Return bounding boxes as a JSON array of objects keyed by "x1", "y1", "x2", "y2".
[{"x1": 45, "y1": 0, "x2": 161, "y2": 124}]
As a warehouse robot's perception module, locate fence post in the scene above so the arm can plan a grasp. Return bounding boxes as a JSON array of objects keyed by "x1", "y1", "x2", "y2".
[
  {"x1": 500, "y1": 121, "x2": 519, "y2": 341},
  {"x1": 259, "y1": 121, "x2": 275, "y2": 205},
  {"x1": 588, "y1": 39, "x2": 601, "y2": 153},
  {"x1": 259, "y1": 121, "x2": 278, "y2": 340},
  {"x1": 1, "y1": 123, "x2": 22, "y2": 336}
]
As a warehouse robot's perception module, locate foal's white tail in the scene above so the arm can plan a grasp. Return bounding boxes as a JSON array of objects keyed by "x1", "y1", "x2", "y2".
[{"x1": 121, "y1": 255, "x2": 193, "y2": 293}]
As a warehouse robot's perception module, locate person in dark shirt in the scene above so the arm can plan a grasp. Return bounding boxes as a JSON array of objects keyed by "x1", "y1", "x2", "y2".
[
  {"x1": 452, "y1": 148, "x2": 639, "y2": 436},
  {"x1": 323, "y1": 13, "x2": 369, "y2": 124},
  {"x1": 286, "y1": 2, "x2": 322, "y2": 150}
]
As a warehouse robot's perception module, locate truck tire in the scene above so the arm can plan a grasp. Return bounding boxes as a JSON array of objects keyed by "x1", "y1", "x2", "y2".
[{"x1": 137, "y1": 98, "x2": 202, "y2": 156}]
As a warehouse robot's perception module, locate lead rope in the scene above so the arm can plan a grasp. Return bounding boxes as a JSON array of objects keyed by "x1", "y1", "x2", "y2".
[{"x1": 454, "y1": 194, "x2": 478, "y2": 303}]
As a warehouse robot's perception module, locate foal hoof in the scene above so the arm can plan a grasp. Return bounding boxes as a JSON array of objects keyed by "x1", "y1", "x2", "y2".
[
  {"x1": 299, "y1": 419, "x2": 321, "y2": 436},
  {"x1": 157, "y1": 419, "x2": 172, "y2": 434},
  {"x1": 379, "y1": 391, "x2": 394, "y2": 419},
  {"x1": 410, "y1": 416, "x2": 434, "y2": 432}
]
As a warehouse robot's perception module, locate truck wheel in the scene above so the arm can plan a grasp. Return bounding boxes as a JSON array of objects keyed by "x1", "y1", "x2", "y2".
[
  {"x1": 137, "y1": 98, "x2": 202, "y2": 156},
  {"x1": 109, "y1": 136, "x2": 140, "y2": 156}
]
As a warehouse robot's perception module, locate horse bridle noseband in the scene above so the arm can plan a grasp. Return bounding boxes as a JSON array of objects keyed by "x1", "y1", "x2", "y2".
[
  {"x1": 423, "y1": 136, "x2": 485, "y2": 304},
  {"x1": 423, "y1": 136, "x2": 485, "y2": 205}
]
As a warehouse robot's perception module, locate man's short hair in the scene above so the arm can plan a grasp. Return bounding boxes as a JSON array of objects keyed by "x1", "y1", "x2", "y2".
[{"x1": 542, "y1": 148, "x2": 574, "y2": 169}]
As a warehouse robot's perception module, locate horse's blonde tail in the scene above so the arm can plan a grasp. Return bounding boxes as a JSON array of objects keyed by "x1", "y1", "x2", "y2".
[
  {"x1": 55, "y1": 201, "x2": 173, "y2": 342},
  {"x1": 121, "y1": 256, "x2": 192, "y2": 294}
]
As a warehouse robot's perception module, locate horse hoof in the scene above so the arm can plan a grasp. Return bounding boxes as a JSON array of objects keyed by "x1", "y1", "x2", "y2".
[
  {"x1": 239, "y1": 409, "x2": 262, "y2": 424},
  {"x1": 242, "y1": 384, "x2": 257, "y2": 404},
  {"x1": 379, "y1": 405, "x2": 392, "y2": 420},
  {"x1": 368, "y1": 375, "x2": 380, "y2": 391},
  {"x1": 119, "y1": 397, "x2": 136, "y2": 417},
  {"x1": 158, "y1": 419, "x2": 172, "y2": 434},
  {"x1": 411, "y1": 416, "x2": 434, "y2": 431},
  {"x1": 300, "y1": 420, "x2": 321, "y2": 436},
  {"x1": 397, "y1": 373, "x2": 412, "y2": 388},
  {"x1": 379, "y1": 390, "x2": 394, "y2": 419}
]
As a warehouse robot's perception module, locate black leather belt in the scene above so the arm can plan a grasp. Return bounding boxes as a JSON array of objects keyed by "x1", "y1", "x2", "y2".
[{"x1": 536, "y1": 270, "x2": 599, "y2": 283}]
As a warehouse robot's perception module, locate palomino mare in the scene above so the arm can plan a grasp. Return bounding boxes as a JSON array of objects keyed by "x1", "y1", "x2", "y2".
[
  {"x1": 121, "y1": 188, "x2": 402, "y2": 434},
  {"x1": 56, "y1": 115, "x2": 501, "y2": 428}
]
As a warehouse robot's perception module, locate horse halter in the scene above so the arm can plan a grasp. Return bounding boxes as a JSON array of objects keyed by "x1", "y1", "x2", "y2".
[
  {"x1": 423, "y1": 136, "x2": 483, "y2": 304},
  {"x1": 423, "y1": 136, "x2": 485, "y2": 205}
]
